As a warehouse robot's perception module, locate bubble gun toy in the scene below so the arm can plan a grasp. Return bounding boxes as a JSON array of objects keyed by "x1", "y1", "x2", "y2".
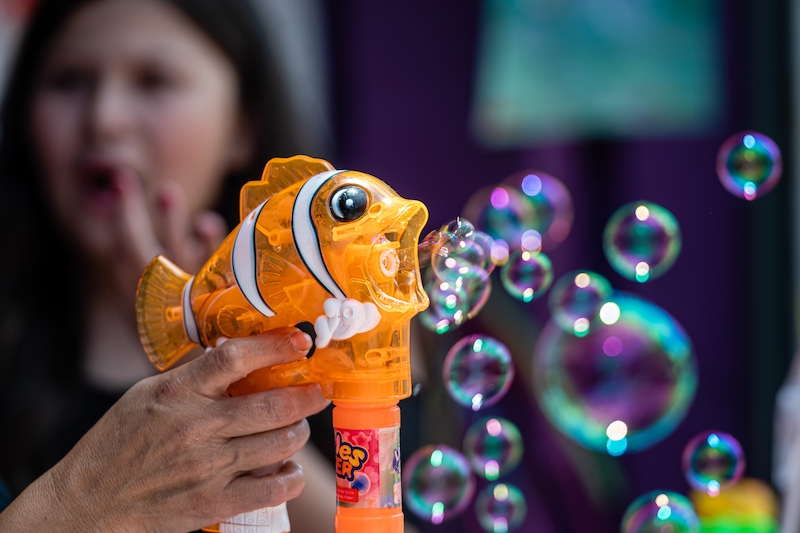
[{"x1": 136, "y1": 156, "x2": 429, "y2": 533}]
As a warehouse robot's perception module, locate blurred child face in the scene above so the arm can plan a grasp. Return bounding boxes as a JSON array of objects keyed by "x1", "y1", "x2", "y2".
[{"x1": 31, "y1": 0, "x2": 247, "y2": 258}]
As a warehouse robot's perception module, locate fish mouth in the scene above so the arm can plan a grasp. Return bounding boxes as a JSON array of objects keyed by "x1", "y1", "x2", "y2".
[{"x1": 366, "y1": 200, "x2": 430, "y2": 313}]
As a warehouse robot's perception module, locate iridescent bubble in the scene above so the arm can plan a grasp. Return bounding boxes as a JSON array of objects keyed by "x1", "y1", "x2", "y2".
[
  {"x1": 682, "y1": 431, "x2": 745, "y2": 496},
  {"x1": 419, "y1": 276, "x2": 491, "y2": 334},
  {"x1": 441, "y1": 217, "x2": 476, "y2": 242},
  {"x1": 418, "y1": 229, "x2": 442, "y2": 269},
  {"x1": 520, "y1": 230, "x2": 542, "y2": 253},
  {"x1": 622, "y1": 491, "x2": 700, "y2": 533},
  {"x1": 500, "y1": 251, "x2": 553, "y2": 302},
  {"x1": 717, "y1": 131, "x2": 782, "y2": 201},
  {"x1": 473, "y1": 231, "x2": 499, "y2": 275},
  {"x1": 533, "y1": 292, "x2": 697, "y2": 453},
  {"x1": 432, "y1": 234, "x2": 490, "y2": 285},
  {"x1": 463, "y1": 417, "x2": 524, "y2": 480},
  {"x1": 603, "y1": 202, "x2": 681, "y2": 283},
  {"x1": 403, "y1": 445, "x2": 476, "y2": 524},
  {"x1": 443, "y1": 335, "x2": 514, "y2": 411},
  {"x1": 475, "y1": 483, "x2": 527, "y2": 533},
  {"x1": 490, "y1": 239, "x2": 511, "y2": 266},
  {"x1": 502, "y1": 170, "x2": 574, "y2": 251},
  {"x1": 463, "y1": 185, "x2": 537, "y2": 251},
  {"x1": 548, "y1": 271, "x2": 612, "y2": 336}
]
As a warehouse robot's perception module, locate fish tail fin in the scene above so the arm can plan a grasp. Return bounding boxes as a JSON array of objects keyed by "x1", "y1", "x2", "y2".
[{"x1": 136, "y1": 256, "x2": 199, "y2": 370}]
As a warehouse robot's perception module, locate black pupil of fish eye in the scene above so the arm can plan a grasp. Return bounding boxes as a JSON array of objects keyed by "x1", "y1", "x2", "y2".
[{"x1": 332, "y1": 187, "x2": 368, "y2": 221}]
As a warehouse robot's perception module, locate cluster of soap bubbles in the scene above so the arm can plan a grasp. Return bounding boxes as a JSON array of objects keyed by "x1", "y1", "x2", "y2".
[
  {"x1": 463, "y1": 170, "x2": 573, "y2": 252},
  {"x1": 418, "y1": 218, "x2": 496, "y2": 334},
  {"x1": 458, "y1": 170, "x2": 574, "y2": 306},
  {"x1": 405, "y1": 335, "x2": 527, "y2": 529},
  {"x1": 418, "y1": 170, "x2": 575, "y2": 333},
  {"x1": 407, "y1": 130, "x2": 772, "y2": 530},
  {"x1": 404, "y1": 441, "x2": 528, "y2": 531},
  {"x1": 621, "y1": 430, "x2": 746, "y2": 532}
]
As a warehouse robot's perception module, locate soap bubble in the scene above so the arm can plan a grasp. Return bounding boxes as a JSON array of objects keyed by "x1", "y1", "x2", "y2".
[
  {"x1": 475, "y1": 483, "x2": 527, "y2": 533},
  {"x1": 444, "y1": 335, "x2": 514, "y2": 411},
  {"x1": 603, "y1": 201, "x2": 682, "y2": 283},
  {"x1": 622, "y1": 491, "x2": 700, "y2": 533},
  {"x1": 490, "y1": 239, "x2": 511, "y2": 266},
  {"x1": 419, "y1": 276, "x2": 491, "y2": 334},
  {"x1": 418, "y1": 230, "x2": 442, "y2": 269},
  {"x1": 441, "y1": 217, "x2": 476, "y2": 242},
  {"x1": 533, "y1": 292, "x2": 697, "y2": 453},
  {"x1": 503, "y1": 170, "x2": 574, "y2": 251},
  {"x1": 682, "y1": 431, "x2": 745, "y2": 496},
  {"x1": 520, "y1": 230, "x2": 543, "y2": 253},
  {"x1": 432, "y1": 234, "x2": 490, "y2": 285},
  {"x1": 463, "y1": 417, "x2": 524, "y2": 480},
  {"x1": 473, "y1": 231, "x2": 499, "y2": 275},
  {"x1": 403, "y1": 445, "x2": 476, "y2": 524},
  {"x1": 717, "y1": 131, "x2": 782, "y2": 201},
  {"x1": 548, "y1": 271, "x2": 612, "y2": 336},
  {"x1": 463, "y1": 185, "x2": 537, "y2": 251},
  {"x1": 500, "y1": 251, "x2": 553, "y2": 302}
]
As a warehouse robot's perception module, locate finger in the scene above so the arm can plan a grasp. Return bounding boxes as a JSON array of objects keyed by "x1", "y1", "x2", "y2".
[
  {"x1": 224, "y1": 461, "x2": 305, "y2": 515},
  {"x1": 113, "y1": 168, "x2": 162, "y2": 268},
  {"x1": 195, "y1": 211, "x2": 228, "y2": 261},
  {"x1": 225, "y1": 420, "x2": 310, "y2": 474},
  {"x1": 154, "y1": 180, "x2": 194, "y2": 270},
  {"x1": 181, "y1": 328, "x2": 313, "y2": 397},
  {"x1": 216, "y1": 384, "x2": 328, "y2": 438}
]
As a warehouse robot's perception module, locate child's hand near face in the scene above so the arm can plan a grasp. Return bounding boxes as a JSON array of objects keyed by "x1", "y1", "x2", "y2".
[{"x1": 105, "y1": 167, "x2": 226, "y2": 316}]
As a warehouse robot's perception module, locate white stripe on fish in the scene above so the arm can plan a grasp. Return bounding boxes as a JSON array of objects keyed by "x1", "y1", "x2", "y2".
[
  {"x1": 232, "y1": 200, "x2": 276, "y2": 317},
  {"x1": 182, "y1": 276, "x2": 202, "y2": 346},
  {"x1": 292, "y1": 170, "x2": 347, "y2": 300}
]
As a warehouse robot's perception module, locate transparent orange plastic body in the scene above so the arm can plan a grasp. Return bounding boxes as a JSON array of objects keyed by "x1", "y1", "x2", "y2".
[{"x1": 136, "y1": 156, "x2": 429, "y2": 533}]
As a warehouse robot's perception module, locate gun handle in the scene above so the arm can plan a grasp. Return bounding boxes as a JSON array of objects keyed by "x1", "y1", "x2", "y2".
[{"x1": 227, "y1": 358, "x2": 314, "y2": 396}]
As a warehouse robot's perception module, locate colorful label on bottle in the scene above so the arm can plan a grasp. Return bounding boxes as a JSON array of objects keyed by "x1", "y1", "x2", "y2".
[{"x1": 334, "y1": 425, "x2": 401, "y2": 509}]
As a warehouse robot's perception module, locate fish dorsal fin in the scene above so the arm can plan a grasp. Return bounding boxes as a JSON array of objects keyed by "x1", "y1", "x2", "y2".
[{"x1": 240, "y1": 155, "x2": 335, "y2": 221}]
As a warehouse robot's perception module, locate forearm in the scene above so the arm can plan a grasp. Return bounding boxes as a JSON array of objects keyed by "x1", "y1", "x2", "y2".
[{"x1": 0, "y1": 470, "x2": 85, "y2": 533}]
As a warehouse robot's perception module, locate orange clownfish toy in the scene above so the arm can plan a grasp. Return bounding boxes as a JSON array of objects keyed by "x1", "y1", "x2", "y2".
[
  {"x1": 136, "y1": 155, "x2": 429, "y2": 533},
  {"x1": 137, "y1": 155, "x2": 429, "y2": 380}
]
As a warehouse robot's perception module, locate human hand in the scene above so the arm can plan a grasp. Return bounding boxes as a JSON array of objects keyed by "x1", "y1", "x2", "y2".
[
  {"x1": 0, "y1": 328, "x2": 327, "y2": 533},
  {"x1": 107, "y1": 167, "x2": 227, "y2": 316},
  {"x1": 81, "y1": 168, "x2": 227, "y2": 389}
]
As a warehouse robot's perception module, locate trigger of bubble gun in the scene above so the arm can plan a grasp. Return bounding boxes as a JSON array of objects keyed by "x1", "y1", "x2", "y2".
[{"x1": 136, "y1": 156, "x2": 430, "y2": 533}]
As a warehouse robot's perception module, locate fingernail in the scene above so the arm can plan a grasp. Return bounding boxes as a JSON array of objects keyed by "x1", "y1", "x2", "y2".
[
  {"x1": 157, "y1": 191, "x2": 172, "y2": 210},
  {"x1": 290, "y1": 330, "x2": 312, "y2": 351}
]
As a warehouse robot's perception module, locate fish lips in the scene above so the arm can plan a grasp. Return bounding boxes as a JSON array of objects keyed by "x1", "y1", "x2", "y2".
[{"x1": 366, "y1": 199, "x2": 430, "y2": 314}]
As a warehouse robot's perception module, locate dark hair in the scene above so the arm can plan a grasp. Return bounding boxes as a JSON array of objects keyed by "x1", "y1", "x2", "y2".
[{"x1": 0, "y1": 0, "x2": 301, "y2": 492}]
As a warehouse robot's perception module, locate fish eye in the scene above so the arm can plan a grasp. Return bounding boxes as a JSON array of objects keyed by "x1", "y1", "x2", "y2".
[{"x1": 330, "y1": 185, "x2": 369, "y2": 222}]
